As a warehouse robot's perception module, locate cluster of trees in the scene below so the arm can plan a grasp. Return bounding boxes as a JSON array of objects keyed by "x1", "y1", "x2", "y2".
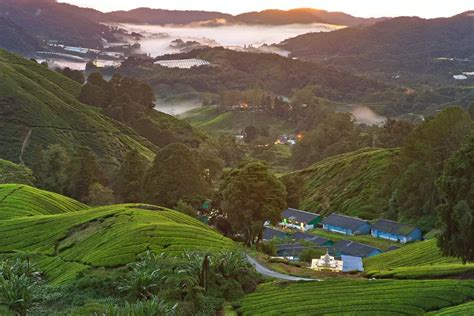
[
  {"x1": 0, "y1": 251, "x2": 259, "y2": 315},
  {"x1": 79, "y1": 72, "x2": 155, "y2": 125},
  {"x1": 56, "y1": 67, "x2": 85, "y2": 84},
  {"x1": 34, "y1": 141, "x2": 232, "y2": 212},
  {"x1": 387, "y1": 107, "x2": 473, "y2": 229}
]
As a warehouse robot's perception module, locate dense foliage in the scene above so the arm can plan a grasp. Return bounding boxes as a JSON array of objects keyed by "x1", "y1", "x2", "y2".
[
  {"x1": 142, "y1": 143, "x2": 208, "y2": 208},
  {"x1": 388, "y1": 107, "x2": 473, "y2": 229},
  {"x1": 218, "y1": 161, "x2": 287, "y2": 245},
  {"x1": 437, "y1": 136, "x2": 474, "y2": 263}
]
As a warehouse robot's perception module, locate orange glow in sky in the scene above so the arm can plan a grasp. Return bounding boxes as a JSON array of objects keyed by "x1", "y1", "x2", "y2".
[{"x1": 60, "y1": 0, "x2": 473, "y2": 18}]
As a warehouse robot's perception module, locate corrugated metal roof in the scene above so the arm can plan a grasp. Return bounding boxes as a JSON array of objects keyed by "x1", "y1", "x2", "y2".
[
  {"x1": 263, "y1": 227, "x2": 287, "y2": 240},
  {"x1": 334, "y1": 240, "x2": 381, "y2": 258},
  {"x1": 293, "y1": 232, "x2": 330, "y2": 246},
  {"x1": 322, "y1": 214, "x2": 369, "y2": 231},
  {"x1": 282, "y1": 208, "x2": 320, "y2": 223}
]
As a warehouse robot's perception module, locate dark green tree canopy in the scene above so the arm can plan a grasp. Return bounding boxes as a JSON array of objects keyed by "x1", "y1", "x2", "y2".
[
  {"x1": 142, "y1": 143, "x2": 207, "y2": 208},
  {"x1": 437, "y1": 136, "x2": 474, "y2": 264},
  {"x1": 219, "y1": 161, "x2": 287, "y2": 246}
]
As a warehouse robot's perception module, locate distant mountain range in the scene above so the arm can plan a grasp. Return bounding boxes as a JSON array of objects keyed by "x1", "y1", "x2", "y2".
[
  {"x1": 280, "y1": 11, "x2": 474, "y2": 83},
  {"x1": 103, "y1": 8, "x2": 385, "y2": 27},
  {"x1": 233, "y1": 9, "x2": 385, "y2": 26}
]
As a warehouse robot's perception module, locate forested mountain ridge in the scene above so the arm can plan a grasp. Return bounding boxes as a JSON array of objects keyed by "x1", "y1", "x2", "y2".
[
  {"x1": 280, "y1": 12, "x2": 474, "y2": 83},
  {"x1": 0, "y1": 0, "x2": 112, "y2": 50},
  {"x1": 235, "y1": 8, "x2": 385, "y2": 26},
  {"x1": 0, "y1": 17, "x2": 40, "y2": 55},
  {"x1": 120, "y1": 47, "x2": 386, "y2": 102}
]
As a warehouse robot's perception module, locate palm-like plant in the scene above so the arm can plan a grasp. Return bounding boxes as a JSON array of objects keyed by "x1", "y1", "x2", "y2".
[
  {"x1": 0, "y1": 258, "x2": 42, "y2": 315},
  {"x1": 118, "y1": 266, "x2": 161, "y2": 300}
]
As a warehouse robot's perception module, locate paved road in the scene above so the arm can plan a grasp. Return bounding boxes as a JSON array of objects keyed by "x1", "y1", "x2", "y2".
[{"x1": 246, "y1": 255, "x2": 319, "y2": 282}]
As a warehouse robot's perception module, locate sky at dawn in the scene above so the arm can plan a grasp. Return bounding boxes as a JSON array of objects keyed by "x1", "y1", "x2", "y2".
[{"x1": 59, "y1": 0, "x2": 473, "y2": 18}]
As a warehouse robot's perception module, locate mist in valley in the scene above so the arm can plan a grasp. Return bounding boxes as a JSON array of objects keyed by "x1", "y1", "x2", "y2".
[
  {"x1": 155, "y1": 99, "x2": 203, "y2": 116},
  {"x1": 121, "y1": 22, "x2": 341, "y2": 57}
]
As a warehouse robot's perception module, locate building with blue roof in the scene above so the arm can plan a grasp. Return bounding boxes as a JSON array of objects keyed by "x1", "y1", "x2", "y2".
[
  {"x1": 371, "y1": 219, "x2": 422, "y2": 244},
  {"x1": 321, "y1": 214, "x2": 371, "y2": 236}
]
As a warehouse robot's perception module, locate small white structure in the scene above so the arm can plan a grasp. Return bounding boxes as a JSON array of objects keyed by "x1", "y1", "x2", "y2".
[
  {"x1": 311, "y1": 250, "x2": 343, "y2": 272},
  {"x1": 154, "y1": 58, "x2": 210, "y2": 69},
  {"x1": 453, "y1": 74, "x2": 468, "y2": 80}
]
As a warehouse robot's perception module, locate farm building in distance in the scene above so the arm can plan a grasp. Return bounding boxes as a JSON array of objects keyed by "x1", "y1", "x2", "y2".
[
  {"x1": 280, "y1": 208, "x2": 322, "y2": 232},
  {"x1": 292, "y1": 232, "x2": 333, "y2": 247},
  {"x1": 333, "y1": 240, "x2": 382, "y2": 258},
  {"x1": 263, "y1": 227, "x2": 288, "y2": 241},
  {"x1": 154, "y1": 58, "x2": 210, "y2": 69},
  {"x1": 371, "y1": 219, "x2": 422, "y2": 244},
  {"x1": 321, "y1": 214, "x2": 371, "y2": 236}
]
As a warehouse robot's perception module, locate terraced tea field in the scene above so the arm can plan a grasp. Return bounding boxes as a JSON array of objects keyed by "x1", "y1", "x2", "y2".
[
  {"x1": 364, "y1": 239, "x2": 474, "y2": 279},
  {"x1": 0, "y1": 185, "x2": 234, "y2": 283},
  {"x1": 428, "y1": 301, "x2": 474, "y2": 315},
  {"x1": 0, "y1": 184, "x2": 87, "y2": 219},
  {"x1": 238, "y1": 279, "x2": 474, "y2": 315}
]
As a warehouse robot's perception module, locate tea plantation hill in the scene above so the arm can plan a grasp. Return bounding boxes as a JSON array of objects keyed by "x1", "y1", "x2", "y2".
[
  {"x1": 364, "y1": 239, "x2": 474, "y2": 279},
  {"x1": 0, "y1": 184, "x2": 87, "y2": 220},
  {"x1": 283, "y1": 148, "x2": 398, "y2": 219},
  {"x1": 0, "y1": 49, "x2": 206, "y2": 176},
  {"x1": 0, "y1": 159, "x2": 35, "y2": 186},
  {"x1": 237, "y1": 279, "x2": 474, "y2": 315},
  {"x1": 0, "y1": 184, "x2": 234, "y2": 284}
]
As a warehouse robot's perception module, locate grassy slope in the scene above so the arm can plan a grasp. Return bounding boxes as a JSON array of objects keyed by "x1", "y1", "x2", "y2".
[
  {"x1": 238, "y1": 279, "x2": 474, "y2": 315},
  {"x1": 0, "y1": 184, "x2": 87, "y2": 220},
  {"x1": 286, "y1": 148, "x2": 398, "y2": 219},
  {"x1": 0, "y1": 159, "x2": 34, "y2": 185},
  {"x1": 0, "y1": 49, "x2": 157, "y2": 174},
  {"x1": 182, "y1": 106, "x2": 292, "y2": 133},
  {"x1": 428, "y1": 301, "x2": 474, "y2": 315},
  {"x1": 364, "y1": 239, "x2": 474, "y2": 279},
  {"x1": 0, "y1": 185, "x2": 234, "y2": 284}
]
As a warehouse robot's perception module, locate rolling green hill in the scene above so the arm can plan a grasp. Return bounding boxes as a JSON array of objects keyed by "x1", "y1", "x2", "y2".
[
  {"x1": 0, "y1": 185, "x2": 234, "y2": 284},
  {"x1": 182, "y1": 106, "x2": 292, "y2": 133},
  {"x1": 238, "y1": 279, "x2": 474, "y2": 315},
  {"x1": 284, "y1": 148, "x2": 398, "y2": 219},
  {"x1": 0, "y1": 159, "x2": 34, "y2": 185},
  {"x1": 0, "y1": 49, "x2": 158, "y2": 176},
  {"x1": 0, "y1": 184, "x2": 87, "y2": 220},
  {"x1": 364, "y1": 239, "x2": 474, "y2": 279}
]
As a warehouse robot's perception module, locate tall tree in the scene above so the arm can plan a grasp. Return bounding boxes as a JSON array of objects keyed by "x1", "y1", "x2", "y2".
[
  {"x1": 66, "y1": 147, "x2": 106, "y2": 202},
  {"x1": 219, "y1": 161, "x2": 287, "y2": 246},
  {"x1": 142, "y1": 143, "x2": 207, "y2": 208},
  {"x1": 113, "y1": 150, "x2": 148, "y2": 203},
  {"x1": 35, "y1": 144, "x2": 70, "y2": 194},
  {"x1": 437, "y1": 136, "x2": 474, "y2": 264}
]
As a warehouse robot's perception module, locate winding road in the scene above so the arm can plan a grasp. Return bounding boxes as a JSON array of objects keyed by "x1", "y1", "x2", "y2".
[{"x1": 246, "y1": 255, "x2": 319, "y2": 282}]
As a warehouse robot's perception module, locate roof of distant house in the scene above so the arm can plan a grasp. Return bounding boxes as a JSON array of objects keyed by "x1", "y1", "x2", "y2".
[
  {"x1": 372, "y1": 219, "x2": 419, "y2": 236},
  {"x1": 292, "y1": 232, "x2": 330, "y2": 246},
  {"x1": 322, "y1": 214, "x2": 369, "y2": 231},
  {"x1": 333, "y1": 240, "x2": 381, "y2": 258},
  {"x1": 263, "y1": 227, "x2": 287, "y2": 240},
  {"x1": 282, "y1": 208, "x2": 320, "y2": 223},
  {"x1": 341, "y1": 255, "x2": 364, "y2": 272}
]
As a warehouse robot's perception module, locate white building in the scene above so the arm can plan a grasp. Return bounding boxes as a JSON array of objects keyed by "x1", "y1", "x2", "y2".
[{"x1": 311, "y1": 250, "x2": 343, "y2": 272}]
